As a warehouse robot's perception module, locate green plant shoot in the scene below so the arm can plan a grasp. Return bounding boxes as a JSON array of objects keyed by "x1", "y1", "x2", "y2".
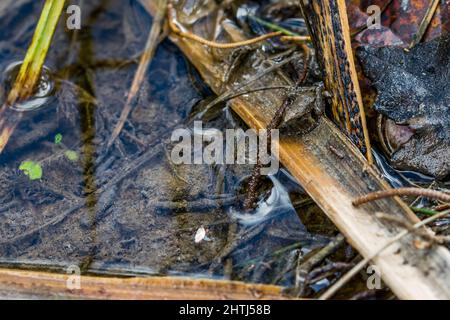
[
  {"x1": 64, "y1": 150, "x2": 79, "y2": 162},
  {"x1": 54, "y1": 133, "x2": 63, "y2": 144},
  {"x1": 19, "y1": 160, "x2": 43, "y2": 180}
]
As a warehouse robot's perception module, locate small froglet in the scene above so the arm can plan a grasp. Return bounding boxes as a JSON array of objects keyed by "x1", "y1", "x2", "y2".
[{"x1": 279, "y1": 82, "x2": 326, "y2": 136}]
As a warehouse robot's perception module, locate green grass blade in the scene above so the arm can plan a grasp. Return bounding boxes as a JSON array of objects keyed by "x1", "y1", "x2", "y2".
[
  {"x1": 7, "y1": 0, "x2": 66, "y2": 104},
  {"x1": 248, "y1": 15, "x2": 300, "y2": 37}
]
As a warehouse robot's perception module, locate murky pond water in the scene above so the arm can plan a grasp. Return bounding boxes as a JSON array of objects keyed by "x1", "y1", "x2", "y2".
[{"x1": 0, "y1": 0, "x2": 335, "y2": 287}]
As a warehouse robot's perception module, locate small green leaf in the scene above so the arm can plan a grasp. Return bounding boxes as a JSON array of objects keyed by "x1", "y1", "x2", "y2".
[
  {"x1": 54, "y1": 133, "x2": 63, "y2": 145},
  {"x1": 64, "y1": 150, "x2": 79, "y2": 162},
  {"x1": 19, "y1": 161, "x2": 43, "y2": 181}
]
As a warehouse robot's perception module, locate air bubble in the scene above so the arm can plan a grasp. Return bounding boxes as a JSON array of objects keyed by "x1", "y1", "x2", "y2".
[{"x1": 2, "y1": 61, "x2": 55, "y2": 112}]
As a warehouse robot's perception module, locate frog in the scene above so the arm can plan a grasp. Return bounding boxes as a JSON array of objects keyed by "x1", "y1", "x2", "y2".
[
  {"x1": 357, "y1": 35, "x2": 450, "y2": 179},
  {"x1": 220, "y1": 45, "x2": 255, "y2": 86},
  {"x1": 279, "y1": 82, "x2": 326, "y2": 136}
]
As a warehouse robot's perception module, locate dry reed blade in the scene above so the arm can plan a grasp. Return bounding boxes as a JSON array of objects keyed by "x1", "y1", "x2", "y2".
[
  {"x1": 409, "y1": 0, "x2": 440, "y2": 48},
  {"x1": 107, "y1": 0, "x2": 167, "y2": 149}
]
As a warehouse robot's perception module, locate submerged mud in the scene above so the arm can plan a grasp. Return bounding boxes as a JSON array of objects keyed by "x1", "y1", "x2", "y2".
[{"x1": 0, "y1": 0, "x2": 335, "y2": 288}]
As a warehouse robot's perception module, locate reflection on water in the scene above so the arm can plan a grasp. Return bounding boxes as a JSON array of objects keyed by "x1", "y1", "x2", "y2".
[
  {"x1": 74, "y1": 5, "x2": 99, "y2": 272},
  {"x1": 0, "y1": 0, "x2": 332, "y2": 286},
  {"x1": 231, "y1": 175, "x2": 304, "y2": 227},
  {"x1": 372, "y1": 148, "x2": 435, "y2": 188}
]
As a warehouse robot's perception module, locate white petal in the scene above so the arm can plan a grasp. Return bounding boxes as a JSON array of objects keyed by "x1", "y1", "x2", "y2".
[{"x1": 194, "y1": 227, "x2": 206, "y2": 243}]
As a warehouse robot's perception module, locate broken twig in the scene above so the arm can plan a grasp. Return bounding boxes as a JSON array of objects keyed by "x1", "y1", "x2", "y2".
[
  {"x1": 353, "y1": 188, "x2": 450, "y2": 206},
  {"x1": 167, "y1": 3, "x2": 309, "y2": 49}
]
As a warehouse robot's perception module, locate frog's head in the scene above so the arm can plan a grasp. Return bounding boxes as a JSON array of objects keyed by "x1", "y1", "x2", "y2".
[{"x1": 357, "y1": 36, "x2": 450, "y2": 179}]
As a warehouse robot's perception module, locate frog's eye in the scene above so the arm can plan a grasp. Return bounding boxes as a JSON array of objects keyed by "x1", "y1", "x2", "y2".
[{"x1": 378, "y1": 115, "x2": 414, "y2": 155}]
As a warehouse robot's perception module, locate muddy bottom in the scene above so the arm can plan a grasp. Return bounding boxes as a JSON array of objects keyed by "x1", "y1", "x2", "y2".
[{"x1": 0, "y1": 0, "x2": 336, "y2": 287}]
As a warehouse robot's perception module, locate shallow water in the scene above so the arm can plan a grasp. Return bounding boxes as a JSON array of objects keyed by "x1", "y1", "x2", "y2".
[{"x1": 0, "y1": 0, "x2": 332, "y2": 286}]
